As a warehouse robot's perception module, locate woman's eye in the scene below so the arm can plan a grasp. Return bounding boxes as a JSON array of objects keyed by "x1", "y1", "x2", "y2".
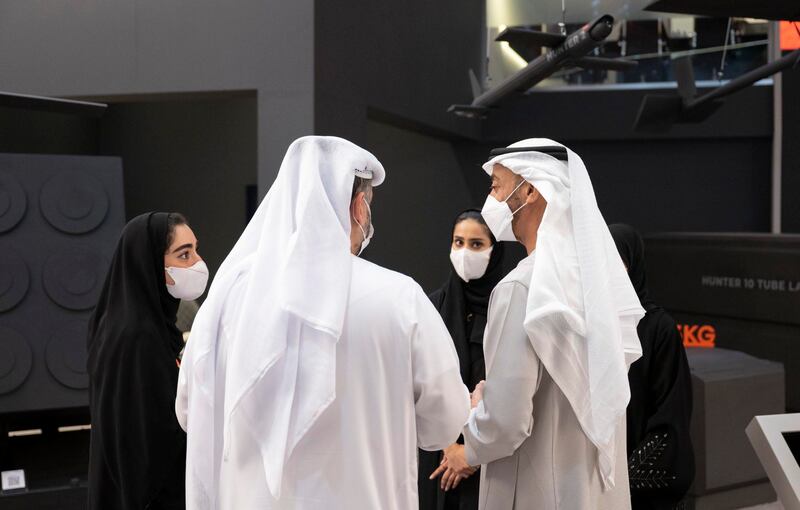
[
  {"x1": 180, "y1": 252, "x2": 190, "y2": 260},
  {"x1": 472, "y1": 242, "x2": 483, "y2": 249}
]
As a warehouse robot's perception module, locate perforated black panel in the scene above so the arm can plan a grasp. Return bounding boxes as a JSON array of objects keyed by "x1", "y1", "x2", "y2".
[{"x1": 0, "y1": 153, "x2": 124, "y2": 414}]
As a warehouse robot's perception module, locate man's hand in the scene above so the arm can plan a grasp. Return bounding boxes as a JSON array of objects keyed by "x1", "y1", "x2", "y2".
[
  {"x1": 471, "y1": 380, "x2": 485, "y2": 409},
  {"x1": 428, "y1": 444, "x2": 477, "y2": 491}
]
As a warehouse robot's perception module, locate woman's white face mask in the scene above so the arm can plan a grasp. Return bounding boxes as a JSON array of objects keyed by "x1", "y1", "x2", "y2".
[
  {"x1": 165, "y1": 260, "x2": 209, "y2": 301},
  {"x1": 450, "y1": 246, "x2": 493, "y2": 282}
]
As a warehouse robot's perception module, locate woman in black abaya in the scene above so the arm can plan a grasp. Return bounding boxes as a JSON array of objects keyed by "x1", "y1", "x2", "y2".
[
  {"x1": 418, "y1": 209, "x2": 517, "y2": 510},
  {"x1": 88, "y1": 212, "x2": 207, "y2": 510},
  {"x1": 610, "y1": 224, "x2": 695, "y2": 510}
]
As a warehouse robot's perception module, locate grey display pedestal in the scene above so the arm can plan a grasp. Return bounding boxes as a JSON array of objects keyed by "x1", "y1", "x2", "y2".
[{"x1": 685, "y1": 348, "x2": 785, "y2": 509}]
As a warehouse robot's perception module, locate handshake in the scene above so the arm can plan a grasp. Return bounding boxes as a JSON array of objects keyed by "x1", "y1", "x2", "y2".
[{"x1": 428, "y1": 381, "x2": 485, "y2": 492}]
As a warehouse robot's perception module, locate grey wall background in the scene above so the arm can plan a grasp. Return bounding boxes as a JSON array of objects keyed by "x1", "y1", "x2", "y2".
[
  {"x1": 0, "y1": 0, "x2": 306, "y2": 274},
  {"x1": 314, "y1": 0, "x2": 484, "y2": 141},
  {"x1": 0, "y1": 95, "x2": 257, "y2": 277},
  {"x1": 363, "y1": 120, "x2": 476, "y2": 292},
  {"x1": 97, "y1": 94, "x2": 257, "y2": 276},
  {"x1": 0, "y1": 0, "x2": 313, "y2": 192},
  {"x1": 0, "y1": 107, "x2": 98, "y2": 155},
  {"x1": 314, "y1": 0, "x2": 492, "y2": 290}
]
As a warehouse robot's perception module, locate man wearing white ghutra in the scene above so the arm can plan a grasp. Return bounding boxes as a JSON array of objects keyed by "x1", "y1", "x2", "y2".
[
  {"x1": 434, "y1": 139, "x2": 645, "y2": 510},
  {"x1": 177, "y1": 136, "x2": 470, "y2": 510}
]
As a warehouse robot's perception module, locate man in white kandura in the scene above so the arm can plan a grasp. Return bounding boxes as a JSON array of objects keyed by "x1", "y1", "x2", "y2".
[
  {"x1": 433, "y1": 139, "x2": 645, "y2": 509},
  {"x1": 176, "y1": 136, "x2": 470, "y2": 510}
]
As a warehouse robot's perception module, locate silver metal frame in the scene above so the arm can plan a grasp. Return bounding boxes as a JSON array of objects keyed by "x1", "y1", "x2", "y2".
[
  {"x1": 746, "y1": 413, "x2": 800, "y2": 510},
  {"x1": 769, "y1": 21, "x2": 783, "y2": 234}
]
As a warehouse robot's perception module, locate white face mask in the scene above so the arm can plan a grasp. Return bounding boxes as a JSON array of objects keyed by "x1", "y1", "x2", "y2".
[
  {"x1": 356, "y1": 197, "x2": 374, "y2": 256},
  {"x1": 450, "y1": 246, "x2": 493, "y2": 282},
  {"x1": 481, "y1": 178, "x2": 527, "y2": 242},
  {"x1": 165, "y1": 260, "x2": 209, "y2": 301}
]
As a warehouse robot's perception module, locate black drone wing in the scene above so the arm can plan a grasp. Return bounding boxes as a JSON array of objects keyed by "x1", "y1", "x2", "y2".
[
  {"x1": 570, "y1": 56, "x2": 638, "y2": 71},
  {"x1": 496, "y1": 27, "x2": 567, "y2": 61}
]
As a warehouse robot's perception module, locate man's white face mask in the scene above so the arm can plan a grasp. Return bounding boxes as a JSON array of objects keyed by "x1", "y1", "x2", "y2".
[
  {"x1": 481, "y1": 178, "x2": 527, "y2": 242},
  {"x1": 356, "y1": 196, "x2": 374, "y2": 256},
  {"x1": 165, "y1": 260, "x2": 209, "y2": 300},
  {"x1": 450, "y1": 246, "x2": 493, "y2": 282}
]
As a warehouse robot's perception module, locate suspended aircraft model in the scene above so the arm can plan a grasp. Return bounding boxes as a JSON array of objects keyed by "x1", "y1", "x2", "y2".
[
  {"x1": 635, "y1": 0, "x2": 800, "y2": 131},
  {"x1": 635, "y1": 49, "x2": 800, "y2": 131},
  {"x1": 0, "y1": 91, "x2": 106, "y2": 117},
  {"x1": 448, "y1": 14, "x2": 636, "y2": 119}
]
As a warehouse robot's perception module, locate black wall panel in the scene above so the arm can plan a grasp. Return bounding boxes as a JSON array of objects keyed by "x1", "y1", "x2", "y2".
[
  {"x1": 573, "y1": 139, "x2": 772, "y2": 234},
  {"x1": 0, "y1": 154, "x2": 124, "y2": 415}
]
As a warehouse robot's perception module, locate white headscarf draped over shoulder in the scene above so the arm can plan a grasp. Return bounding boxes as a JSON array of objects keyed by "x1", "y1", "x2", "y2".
[
  {"x1": 483, "y1": 138, "x2": 643, "y2": 490},
  {"x1": 177, "y1": 136, "x2": 385, "y2": 508}
]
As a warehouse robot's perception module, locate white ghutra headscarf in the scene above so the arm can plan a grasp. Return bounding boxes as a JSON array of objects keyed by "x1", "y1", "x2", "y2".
[
  {"x1": 483, "y1": 138, "x2": 644, "y2": 490},
  {"x1": 177, "y1": 136, "x2": 385, "y2": 508}
]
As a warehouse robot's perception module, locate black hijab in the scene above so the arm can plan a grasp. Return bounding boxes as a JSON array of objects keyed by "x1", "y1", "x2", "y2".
[
  {"x1": 609, "y1": 223, "x2": 695, "y2": 509},
  {"x1": 609, "y1": 223, "x2": 658, "y2": 312},
  {"x1": 456, "y1": 234, "x2": 506, "y2": 316},
  {"x1": 87, "y1": 212, "x2": 186, "y2": 510},
  {"x1": 429, "y1": 209, "x2": 508, "y2": 386},
  {"x1": 89, "y1": 212, "x2": 182, "y2": 357},
  {"x1": 421, "y1": 210, "x2": 510, "y2": 510}
]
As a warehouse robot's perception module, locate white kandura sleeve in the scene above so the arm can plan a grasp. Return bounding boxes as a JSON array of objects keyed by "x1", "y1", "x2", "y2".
[
  {"x1": 463, "y1": 280, "x2": 542, "y2": 466},
  {"x1": 411, "y1": 285, "x2": 471, "y2": 452},
  {"x1": 175, "y1": 341, "x2": 191, "y2": 432},
  {"x1": 620, "y1": 315, "x2": 643, "y2": 370}
]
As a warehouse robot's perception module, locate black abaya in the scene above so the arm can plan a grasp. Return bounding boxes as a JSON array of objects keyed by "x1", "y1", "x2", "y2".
[
  {"x1": 418, "y1": 238, "x2": 510, "y2": 510},
  {"x1": 610, "y1": 224, "x2": 695, "y2": 510},
  {"x1": 87, "y1": 212, "x2": 186, "y2": 510}
]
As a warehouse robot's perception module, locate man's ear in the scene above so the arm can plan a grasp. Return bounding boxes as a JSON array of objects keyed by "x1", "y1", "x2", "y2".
[
  {"x1": 351, "y1": 191, "x2": 366, "y2": 224},
  {"x1": 524, "y1": 184, "x2": 541, "y2": 205}
]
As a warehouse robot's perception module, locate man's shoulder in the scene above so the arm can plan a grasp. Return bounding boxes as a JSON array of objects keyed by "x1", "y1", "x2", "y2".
[
  {"x1": 351, "y1": 256, "x2": 420, "y2": 293},
  {"x1": 497, "y1": 253, "x2": 535, "y2": 290},
  {"x1": 349, "y1": 257, "x2": 425, "y2": 325},
  {"x1": 217, "y1": 272, "x2": 251, "y2": 325}
]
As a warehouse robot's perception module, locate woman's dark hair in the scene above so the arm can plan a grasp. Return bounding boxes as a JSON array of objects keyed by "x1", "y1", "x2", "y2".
[
  {"x1": 453, "y1": 209, "x2": 496, "y2": 245},
  {"x1": 165, "y1": 212, "x2": 188, "y2": 249}
]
